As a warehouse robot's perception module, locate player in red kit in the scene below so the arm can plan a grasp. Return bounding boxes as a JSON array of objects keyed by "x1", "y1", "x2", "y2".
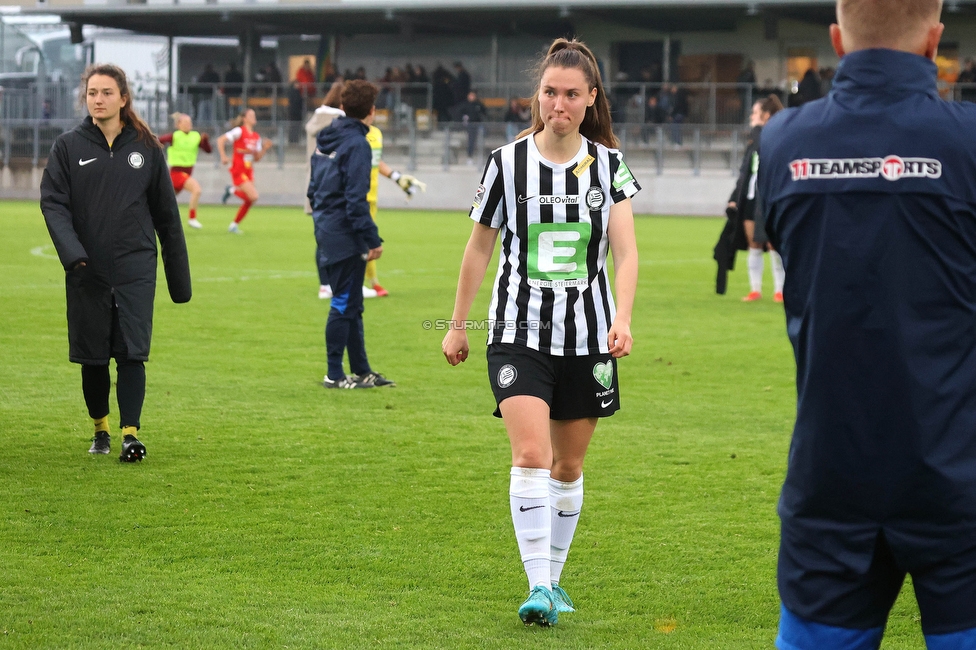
[{"x1": 217, "y1": 108, "x2": 272, "y2": 234}]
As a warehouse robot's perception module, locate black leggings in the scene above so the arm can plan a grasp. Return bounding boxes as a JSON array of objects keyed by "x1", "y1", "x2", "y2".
[{"x1": 81, "y1": 360, "x2": 146, "y2": 430}]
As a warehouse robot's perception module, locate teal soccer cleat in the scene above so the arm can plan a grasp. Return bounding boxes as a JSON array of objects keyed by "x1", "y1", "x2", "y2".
[
  {"x1": 518, "y1": 585, "x2": 558, "y2": 627},
  {"x1": 551, "y1": 583, "x2": 575, "y2": 613}
]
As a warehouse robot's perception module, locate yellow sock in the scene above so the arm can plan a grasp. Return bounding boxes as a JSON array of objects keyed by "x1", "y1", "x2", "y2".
[
  {"x1": 93, "y1": 416, "x2": 109, "y2": 433},
  {"x1": 121, "y1": 426, "x2": 138, "y2": 438},
  {"x1": 365, "y1": 259, "x2": 378, "y2": 287}
]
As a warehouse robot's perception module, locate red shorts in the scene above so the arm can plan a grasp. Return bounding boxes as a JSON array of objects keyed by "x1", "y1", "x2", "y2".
[
  {"x1": 231, "y1": 167, "x2": 254, "y2": 187},
  {"x1": 170, "y1": 170, "x2": 191, "y2": 192}
]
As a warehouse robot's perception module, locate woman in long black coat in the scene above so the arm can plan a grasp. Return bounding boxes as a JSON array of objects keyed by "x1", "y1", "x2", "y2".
[
  {"x1": 716, "y1": 94, "x2": 783, "y2": 301},
  {"x1": 40, "y1": 63, "x2": 191, "y2": 462}
]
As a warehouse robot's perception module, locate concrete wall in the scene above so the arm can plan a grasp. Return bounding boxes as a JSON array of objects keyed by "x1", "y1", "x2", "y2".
[{"x1": 1, "y1": 160, "x2": 734, "y2": 217}]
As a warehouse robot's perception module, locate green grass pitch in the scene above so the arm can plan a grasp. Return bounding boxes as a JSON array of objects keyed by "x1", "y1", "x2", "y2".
[{"x1": 1, "y1": 200, "x2": 924, "y2": 648}]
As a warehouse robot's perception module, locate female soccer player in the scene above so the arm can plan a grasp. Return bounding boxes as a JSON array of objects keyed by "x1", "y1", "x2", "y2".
[
  {"x1": 40, "y1": 63, "x2": 191, "y2": 461},
  {"x1": 442, "y1": 38, "x2": 639, "y2": 627},
  {"x1": 159, "y1": 112, "x2": 211, "y2": 229},
  {"x1": 727, "y1": 94, "x2": 784, "y2": 301},
  {"x1": 217, "y1": 108, "x2": 272, "y2": 234}
]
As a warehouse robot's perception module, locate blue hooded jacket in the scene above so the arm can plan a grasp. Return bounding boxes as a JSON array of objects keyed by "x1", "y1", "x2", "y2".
[
  {"x1": 760, "y1": 48, "x2": 976, "y2": 562},
  {"x1": 308, "y1": 116, "x2": 382, "y2": 264}
]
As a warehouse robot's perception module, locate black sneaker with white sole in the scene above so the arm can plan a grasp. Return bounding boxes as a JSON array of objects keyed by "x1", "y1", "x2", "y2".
[
  {"x1": 323, "y1": 375, "x2": 358, "y2": 389},
  {"x1": 89, "y1": 431, "x2": 111, "y2": 454},
  {"x1": 119, "y1": 434, "x2": 146, "y2": 462},
  {"x1": 354, "y1": 372, "x2": 396, "y2": 388}
]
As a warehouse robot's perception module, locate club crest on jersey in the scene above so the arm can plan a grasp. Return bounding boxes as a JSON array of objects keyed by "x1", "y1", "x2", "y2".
[
  {"x1": 585, "y1": 187, "x2": 605, "y2": 210},
  {"x1": 127, "y1": 152, "x2": 145, "y2": 169},
  {"x1": 789, "y1": 155, "x2": 942, "y2": 182},
  {"x1": 497, "y1": 364, "x2": 517, "y2": 389},
  {"x1": 472, "y1": 184, "x2": 486, "y2": 209}
]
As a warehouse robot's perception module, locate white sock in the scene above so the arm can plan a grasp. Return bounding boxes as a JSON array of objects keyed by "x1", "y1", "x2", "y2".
[
  {"x1": 747, "y1": 248, "x2": 764, "y2": 293},
  {"x1": 549, "y1": 475, "x2": 583, "y2": 585},
  {"x1": 510, "y1": 467, "x2": 551, "y2": 590},
  {"x1": 770, "y1": 251, "x2": 785, "y2": 293}
]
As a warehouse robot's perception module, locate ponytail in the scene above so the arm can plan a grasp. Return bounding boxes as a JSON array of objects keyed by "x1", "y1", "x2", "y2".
[
  {"x1": 81, "y1": 64, "x2": 160, "y2": 148},
  {"x1": 518, "y1": 38, "x2": 618, "y2": 148}
]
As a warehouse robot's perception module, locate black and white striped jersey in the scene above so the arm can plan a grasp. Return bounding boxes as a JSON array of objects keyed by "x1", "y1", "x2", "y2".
[{"x1": 469, "y1": 133, "x2": 641, "y2": 356}]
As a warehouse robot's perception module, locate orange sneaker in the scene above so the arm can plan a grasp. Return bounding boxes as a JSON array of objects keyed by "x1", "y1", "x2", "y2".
[
  {"x1": 742, "y1": 291, "x2": 762, "y2": 302},
  {"x1": 372, "y1": 283, "x2": 389, "y2": 297},
  {"x1": 773, "y1": 292, "x2": 784, "y2": 303}
]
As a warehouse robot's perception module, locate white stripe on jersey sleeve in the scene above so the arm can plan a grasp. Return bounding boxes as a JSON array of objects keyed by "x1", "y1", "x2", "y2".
[
  {"x1": 222, "y1": 126, "x2": 243, "y2": 143},
  {"x1": 469, "y1": 154, "x2": 505, "y2": 228}
]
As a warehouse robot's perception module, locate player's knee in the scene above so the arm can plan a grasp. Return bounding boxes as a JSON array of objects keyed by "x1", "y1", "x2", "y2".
[
  {"x1": 550, "y1": 460, "x2": 583, "y2": 482},
  {"x1": 512, "y1": 451, "x2": 551, "y2": 469}
]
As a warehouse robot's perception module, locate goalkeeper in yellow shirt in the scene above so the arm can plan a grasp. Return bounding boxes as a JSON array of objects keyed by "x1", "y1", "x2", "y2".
[{"x1": 363, "y1": 119, "x2": 425, "y2": 298}]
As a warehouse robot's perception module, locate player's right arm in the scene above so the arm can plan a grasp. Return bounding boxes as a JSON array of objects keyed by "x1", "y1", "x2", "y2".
[
  {"x1": 40, "y1": 137, "x2": 88, "y2": 271},
  {"x1": 216, "y1": 133, "x2": 230, "y2": 166},
  {"x1": 442, "y1": 222, "x2": 498, "y2": 366},
  {"x1": 217, "y1": 127, "x2": 240, "y2": 167}
]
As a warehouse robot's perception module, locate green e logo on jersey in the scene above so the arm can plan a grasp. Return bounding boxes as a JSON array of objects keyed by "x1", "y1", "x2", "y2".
[{"x1": 527, "y1": 222, "x2": 591, "y2": 287}]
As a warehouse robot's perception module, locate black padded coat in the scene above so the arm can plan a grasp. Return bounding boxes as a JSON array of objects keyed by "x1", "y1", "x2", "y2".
[{"x1": 40, "y1": 117, "x2": 191, "y2": 364}]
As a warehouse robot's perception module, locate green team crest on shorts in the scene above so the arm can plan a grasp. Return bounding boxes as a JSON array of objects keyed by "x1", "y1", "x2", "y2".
[
  {"x1": 593, "y1": 361, "x2": 613, "y2": 389},
  {"x1": 527, "y1": 222, "x2": 591, "y2": 288},
  {"x1": 613, "y1": 158, "x2": 635, "y2": 190}
]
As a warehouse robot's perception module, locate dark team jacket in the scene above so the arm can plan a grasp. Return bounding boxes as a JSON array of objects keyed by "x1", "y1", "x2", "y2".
[
  {"x1": 760, "y1": 49, "x2": 976, "y2": 559},
  {"x1": 40, "y1": 117, "x2": 191, "y2": 364},
  {"x1": 307, "y1": 116, "x2": 382, "y2": 265}
]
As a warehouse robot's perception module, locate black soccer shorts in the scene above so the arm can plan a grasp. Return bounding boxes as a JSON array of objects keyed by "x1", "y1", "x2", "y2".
[{"x1": 486, "y1": 343, "x2": 620, "y2": 420}]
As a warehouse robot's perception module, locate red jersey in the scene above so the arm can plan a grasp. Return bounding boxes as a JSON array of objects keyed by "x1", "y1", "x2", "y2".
[{"x1": 223, "y1": 126, "x2": 263, "y2": 178}]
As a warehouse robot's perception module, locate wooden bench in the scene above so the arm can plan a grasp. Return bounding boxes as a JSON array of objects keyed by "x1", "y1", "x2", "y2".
[{"x1": 228, "y1": 97, "x2": 290, "y2": 109}]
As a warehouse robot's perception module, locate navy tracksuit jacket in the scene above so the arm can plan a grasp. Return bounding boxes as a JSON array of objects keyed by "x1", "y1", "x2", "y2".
[
  {"x1": 308, "y1": 116, "x2": 382, "y2": 265},
  {"x1": 760, "y1": 49, "x2": 976, "y2": 583}
]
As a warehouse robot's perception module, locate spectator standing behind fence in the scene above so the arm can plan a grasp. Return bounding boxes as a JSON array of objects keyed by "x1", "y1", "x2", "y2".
[
  {"x1": 452, "y1": 90, "x2": 487, "y2": 165},
  {"x1": 642, "y1": 94, "x2": 666, "y2": 143},
  {"x1": 504, "y1": 97, "x2": 531, "y2": 142},
  {"x1": 794, "y1": 68, "x2": 822, "y2": 106},
  {"x1": 958, "y1": 58, "x2": 976, "y2": 102},
  {"x1": 737, "y1": 60, "x2": 758, "y2": 120},
  {"x1": 296, "y1": 58, "x2": 317, "y2": 114},
  {"x1": 223, "y1": 62, "x2": 243, "y2": 98},
  {"x1": 451, "y1": 62, "x2": 471, "y2": 105},
  {"x1": 432, "y1": 63, "x2": 455, "y2": 122},
  {"x1": 195, "y1": 63, "x2": 220, "y2": 121}
]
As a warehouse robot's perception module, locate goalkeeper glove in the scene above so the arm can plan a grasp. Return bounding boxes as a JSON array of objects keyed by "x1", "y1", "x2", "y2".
[{"x1": 390, "y1": 171, "x2": 427, "y2": 199}]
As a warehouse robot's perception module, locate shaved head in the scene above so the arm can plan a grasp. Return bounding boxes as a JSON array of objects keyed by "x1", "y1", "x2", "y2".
[{"x1": 835, "y1": 0, "x2": 943, "y2": 52}]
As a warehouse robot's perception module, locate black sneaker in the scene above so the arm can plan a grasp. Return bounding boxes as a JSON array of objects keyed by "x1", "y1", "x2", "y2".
[
  {"x1": 323, "y1": 375, "x2": 357, "y2": 389},
  {"x1": 354, "y1": 372, "x2": 396, "y2": 388},
  {"x1": 88, "y1": 431, "x2": 111, "y2": 454},
  {"x1": 119, "y1": 434, "x2": 146, "y2": 462},
  {"x1": 221, "y1": 185, "x2": 233, "y2": 204}
]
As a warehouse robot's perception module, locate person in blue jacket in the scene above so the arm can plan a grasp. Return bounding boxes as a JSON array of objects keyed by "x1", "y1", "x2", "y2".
[
  {"x1": 759, "y1": 0, "x2": 976, "y2": 647},
  {"x1": 309, "y1": 80, "x2": 395, "y2": 390}
]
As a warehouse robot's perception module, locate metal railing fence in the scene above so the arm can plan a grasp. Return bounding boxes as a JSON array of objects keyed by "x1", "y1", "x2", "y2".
[{"x1": 0, "y1": 117, "x2": 752, "y2": 178}]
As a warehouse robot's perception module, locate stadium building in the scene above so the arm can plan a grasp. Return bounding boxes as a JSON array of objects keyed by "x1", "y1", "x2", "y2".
[{"x1": 3, "y1": 0, "x2": 976, "y2": 213}]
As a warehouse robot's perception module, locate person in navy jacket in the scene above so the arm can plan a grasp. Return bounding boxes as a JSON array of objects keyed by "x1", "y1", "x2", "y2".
[
  {"x1": 308, "y1": 80, "x2": 394, "y2": 389},
  {"x1": 759, "y1": 0, "x2": 976, "y2": 647}
]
